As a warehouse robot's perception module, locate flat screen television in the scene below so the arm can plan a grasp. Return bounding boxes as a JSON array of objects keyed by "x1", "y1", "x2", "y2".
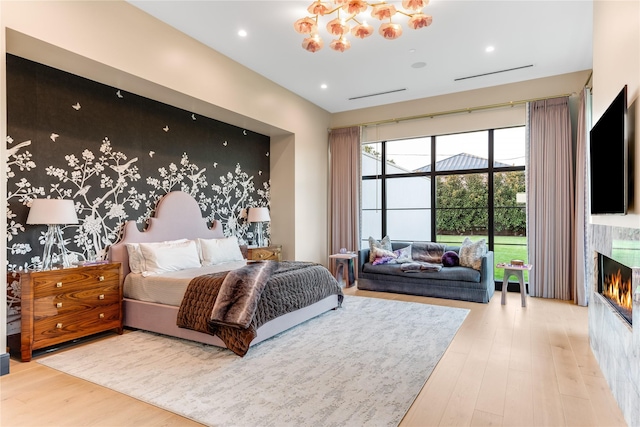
[{"x1": 590, "y1": 85, "x2": 628, "y2": 215}]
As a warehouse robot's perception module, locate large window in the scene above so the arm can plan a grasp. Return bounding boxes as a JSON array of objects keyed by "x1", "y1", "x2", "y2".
[{"x1": 361, "y1": 127, "x2": 527, "y2": 282}]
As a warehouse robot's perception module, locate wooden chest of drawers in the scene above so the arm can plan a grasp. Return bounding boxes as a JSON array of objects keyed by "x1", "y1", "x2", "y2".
[
  {"x1": 246, "y1": 245, "x2": 282, "y2": 261},
  {"x1": 20, "y1": 263, "x2": 123, "y2": 362}
]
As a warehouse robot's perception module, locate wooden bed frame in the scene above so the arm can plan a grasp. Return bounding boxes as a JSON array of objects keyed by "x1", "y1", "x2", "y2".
[{"x1": 109, "y1": 191, "x2": 340, "y2": 349}]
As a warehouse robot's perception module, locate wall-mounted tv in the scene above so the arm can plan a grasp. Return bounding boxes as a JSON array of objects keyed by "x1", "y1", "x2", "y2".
[{"x1": 590, "y1": 85, "x2": 628, "y2": 215}]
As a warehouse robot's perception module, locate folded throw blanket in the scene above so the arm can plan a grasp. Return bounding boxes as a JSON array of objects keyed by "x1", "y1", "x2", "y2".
[
  {"x1": 401, "y1": 261, "x2": 443, "y2": 272},
  {"x1": 210, "y1": 261, "x2": 278, "y2": 329}
]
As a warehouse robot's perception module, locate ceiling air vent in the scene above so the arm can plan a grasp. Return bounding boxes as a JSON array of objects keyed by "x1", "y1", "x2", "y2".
[
  {"x1": 349, "y1": 88, "x2": 407, "y2": 100},
  {"x1": 454, "y1": 64, "x2": 533, "y2": 81}
]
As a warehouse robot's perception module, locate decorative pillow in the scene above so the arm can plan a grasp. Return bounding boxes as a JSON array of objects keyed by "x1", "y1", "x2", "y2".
[
  {"x1": 138, "y1": 239, "x2": 201, "y2": 276},
  {"x1": 391, "y1": 245, "x2": 413, "y2": 264},
  {"x1": 459, "y1": 237, "x2": 486, "y2": 271},
  {"x1": 198, "y1": 236, "x2": 245, "y2": 266},
  {"x1": 125, "y1": 243, "x2": 145, "y2": 274},
  {"x1": 441, "y1": 250, "x2": 460, "y2": 267},
  {"x1": 368, "y1": 236, "x2": 392, "y2": 263},
  {"x1": 126, "y1": 238, "x2": 189, "y2": 274},
  {"x1": 372, "y1": 256, "x2": 396, "y2": 266},
  {"x1": 371, "y1": 246, "x2": 397, "y2": 265}
]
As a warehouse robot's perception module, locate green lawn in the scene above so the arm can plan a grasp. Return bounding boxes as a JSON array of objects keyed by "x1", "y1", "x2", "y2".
[{"x1": 437, "y1": 235, "x2": 528, "y2": 282}]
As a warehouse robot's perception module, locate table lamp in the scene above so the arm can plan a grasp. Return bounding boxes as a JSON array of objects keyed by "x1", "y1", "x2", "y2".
[
  {"x1": 248, "y1": 207, "x2": 270, "y2": 247},
  {"x1": 27, "y1": 199, "x2": 79, "y2": 270}
]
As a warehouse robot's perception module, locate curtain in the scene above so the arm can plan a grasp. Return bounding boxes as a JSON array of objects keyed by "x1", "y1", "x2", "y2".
[
  {"x1": 573, "y1": 89, "x2": 590, "y2": 306},
  {"x1": 329, "y1": 127, "x2": 361, "y2": 263},
  {"x1": 526, "y1": 97, "x2": 574, "y2": 300}
]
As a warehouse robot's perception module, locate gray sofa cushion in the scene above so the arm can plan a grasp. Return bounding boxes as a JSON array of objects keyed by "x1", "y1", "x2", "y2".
[{"x1": 362, "y1": 262, "x2": 481, "y2": 283}]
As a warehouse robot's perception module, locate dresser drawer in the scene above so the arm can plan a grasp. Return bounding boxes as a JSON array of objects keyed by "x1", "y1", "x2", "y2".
[
  {"x1": 32, "y1": 304, "x2": 121, "y2": 348},
  {"x1": 33, "y1": 283, "x2": 121, "y2": 319},
  {"x1": 32, "y1": 266, "x2": 120, "y2": 298}
]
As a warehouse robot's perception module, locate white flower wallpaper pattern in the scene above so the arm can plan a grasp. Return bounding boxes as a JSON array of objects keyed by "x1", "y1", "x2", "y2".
[{"x1": 5, "y1": 55, "x2": 271, "y2": 334}]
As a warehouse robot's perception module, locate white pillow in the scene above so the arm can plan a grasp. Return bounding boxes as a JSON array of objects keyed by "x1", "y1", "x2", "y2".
[
  {"x1": 125, "y1": 243, "x2": 145, "y2": 274},
  {"x1": 198, "y1": 237, "x2": 245, "y2": 266},
  {"x1": 138, "y1": 239, "x2": 201, "y2": 276},
  {"x1": 125, "y1": 239, "x2": 189, "y2": 274}
]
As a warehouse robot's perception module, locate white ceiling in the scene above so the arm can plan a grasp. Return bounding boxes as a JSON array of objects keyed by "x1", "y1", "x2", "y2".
[{"x1": 128, "y1": 1, "x2": 593, "y2": 114}]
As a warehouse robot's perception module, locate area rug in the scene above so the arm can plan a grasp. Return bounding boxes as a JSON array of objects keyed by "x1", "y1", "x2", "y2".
[{"x1": 38, "y1": 295, "x2": 468, "y2": 427}]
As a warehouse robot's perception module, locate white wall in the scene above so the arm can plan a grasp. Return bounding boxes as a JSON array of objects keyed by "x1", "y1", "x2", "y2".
[
  {"x1": 331, "y1": 71, "x2": 590, "y2": 141},
  {"x1": 591, "y1": 0, "x2": 640, "y2": 228}
]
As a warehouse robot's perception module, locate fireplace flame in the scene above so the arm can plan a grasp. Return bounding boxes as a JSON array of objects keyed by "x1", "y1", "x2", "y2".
[{"x1": 603, "y1": 269, "x2": 633, "y2": 311}]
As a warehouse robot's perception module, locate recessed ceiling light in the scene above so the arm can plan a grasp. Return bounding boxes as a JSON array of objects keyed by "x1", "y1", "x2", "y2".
[
  {"x1": 485, "y1": 46, "x2": 495, "y2": 53},
  {"x1": 238, "y1": 29, "x2": 247, "y2": 37},
  {"x1": 321, "y1": 84, "x2": 328, "y2": 89},
  {"x1": 411, "y1": 62, "x2": 427, "y2": 69}
]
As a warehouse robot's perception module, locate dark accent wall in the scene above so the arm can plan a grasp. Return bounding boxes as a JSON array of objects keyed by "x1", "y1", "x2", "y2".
[{"x1": 5, "y1": 54, "x2": 271, "y2": 272}]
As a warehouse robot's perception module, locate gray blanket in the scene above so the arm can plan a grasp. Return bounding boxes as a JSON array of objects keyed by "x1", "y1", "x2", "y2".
[
  {"x1": 210, "y1": 261, "x2": 278, "y2": 329},
  {"x1": 412, "y1": 242, "x2": 446, "y2": 263},
  {"x1": 401, "y1": 261, "x2": 443, "y2": 272}
]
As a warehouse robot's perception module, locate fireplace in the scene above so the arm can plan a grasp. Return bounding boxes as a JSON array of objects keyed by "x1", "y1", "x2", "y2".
[{"x1": 597, "y1": 253, "x2": 633, "y2": 325}]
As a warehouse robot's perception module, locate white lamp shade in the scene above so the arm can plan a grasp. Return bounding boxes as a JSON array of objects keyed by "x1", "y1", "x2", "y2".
[
  {"x1": 27, "y1": 199, "x2": 79, "y2": 225},
  {"x1": 248, "y1": 207, "x2": 270, "y2": 223}
]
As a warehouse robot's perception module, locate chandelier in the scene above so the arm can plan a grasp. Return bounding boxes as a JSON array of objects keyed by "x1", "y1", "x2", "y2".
[{"x1": 294, "y1": 0, "x2": 433, "y2": 53}]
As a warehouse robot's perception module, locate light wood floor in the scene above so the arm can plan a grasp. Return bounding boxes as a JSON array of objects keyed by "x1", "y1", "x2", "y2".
[{"x1": 1, "y1": 288, "x2": 628, "y2": 427}]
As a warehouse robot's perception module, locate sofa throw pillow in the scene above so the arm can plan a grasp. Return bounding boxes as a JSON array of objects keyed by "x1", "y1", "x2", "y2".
[
  {"x1": 368, "y1": 235, "x2": 392, "y2": 263},
  {"x1": 459, "y1": 237, "x2": 486, "y2": 271},
  {"x1": 392, "y1": 245, "x2": 413, "y2": 264},
  {"x1": 441, "y1": 250, "x2": 460, "y2": 267},
  {"x1": 371, "y1": 246, "x2": 397, "y2": 265}
]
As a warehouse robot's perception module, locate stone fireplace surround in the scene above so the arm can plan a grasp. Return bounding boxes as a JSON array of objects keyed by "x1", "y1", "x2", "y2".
[{"x1": 589, "y1": 224, "x2": 640, "y2": 426}]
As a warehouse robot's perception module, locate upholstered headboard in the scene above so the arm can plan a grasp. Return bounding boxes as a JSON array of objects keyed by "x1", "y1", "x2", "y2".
[{"x1": 109, "y1": 191, "x2": 224, "y2": 277}]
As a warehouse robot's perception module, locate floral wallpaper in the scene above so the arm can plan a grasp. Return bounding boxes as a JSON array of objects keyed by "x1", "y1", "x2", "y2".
[{"x1": 5, "y1": 55, "x2": 271, "y2": 334}]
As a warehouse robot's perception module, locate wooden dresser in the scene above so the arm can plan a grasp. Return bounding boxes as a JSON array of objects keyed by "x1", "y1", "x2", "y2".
[
  {"x1": 246, "y1": 245, "x2": 282, "y2": 261},
  {"x1": 20, "y1": 262, "x2": 123, "y2": 362}
]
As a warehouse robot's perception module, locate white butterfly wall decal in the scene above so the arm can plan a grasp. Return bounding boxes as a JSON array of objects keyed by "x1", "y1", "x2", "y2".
[
  {"x1": 223, "y1": 141, "x2": 228, "y2": 146},
  {"x1": 163, "y1": 126, "x2": 169, "y2": 132},
  {"x1": 116, "y1": 90, "x2": 123, "y2": 98},
  {"x1": 50, "y1": 133, "x2": 59, "y2": 142},
  {"x1": 149, "y1": 151, "x2": 155, "y2": 158},
  {"x1": 72, "y1": 103, "x2": 81, "y2": 110}
]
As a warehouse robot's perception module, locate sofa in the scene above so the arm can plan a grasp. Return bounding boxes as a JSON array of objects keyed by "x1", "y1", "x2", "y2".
[{"x1": 358, "y1": 242, "x2": 495, "y2": 303}]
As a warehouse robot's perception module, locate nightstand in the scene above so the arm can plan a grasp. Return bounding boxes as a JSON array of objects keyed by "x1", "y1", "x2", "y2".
[
  {"x1": 246, "y1": 245, "x2": 282, "y2": 261},
  {"x1": 329, "y1": 253, "x2": 358, "y2": 288},
  {"x1": 19, "y1": 262, "x2": 123, "y2": 362}
]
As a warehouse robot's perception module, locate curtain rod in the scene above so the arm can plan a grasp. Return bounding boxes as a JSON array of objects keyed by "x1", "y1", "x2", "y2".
[{"x1": 329, "y1": 92, "x2": 574, "y2": 131}]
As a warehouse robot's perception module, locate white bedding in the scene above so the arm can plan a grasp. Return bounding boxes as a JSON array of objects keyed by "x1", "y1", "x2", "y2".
[{"x1": 123, "y1": 260, "x2": 248, "y2": 306}]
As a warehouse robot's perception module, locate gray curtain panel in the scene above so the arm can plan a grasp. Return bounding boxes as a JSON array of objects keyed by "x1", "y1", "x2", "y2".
[
  {"x1": 329, "y1": 127, "x2": 361, "y2": 267},
  {"x1": 527, "y1": 97, "x2": 574, "y2": 300}
]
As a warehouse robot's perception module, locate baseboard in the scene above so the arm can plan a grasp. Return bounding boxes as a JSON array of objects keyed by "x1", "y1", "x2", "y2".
[{"x1": 0, "y1": 352, "x2": 9, "y2": 376}]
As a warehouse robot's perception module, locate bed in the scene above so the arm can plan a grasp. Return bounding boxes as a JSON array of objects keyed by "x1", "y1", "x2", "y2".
[{"x1": 109, "y1": 191, "x2": 343, "y2": 355}]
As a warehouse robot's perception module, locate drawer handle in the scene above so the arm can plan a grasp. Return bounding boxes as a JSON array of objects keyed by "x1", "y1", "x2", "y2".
[
  {"x1": 99, "y1": 313, "x2": 105, "y2": 319},
  {"x1": 56, "y1": 282, "x2": 63, "y2": 288},
  {"x1": 98, "y1": 294, "x2": 105, "y2": 300},
  {"x1": 98, "y1": 276, "x2": 105, "y2": 282},
  {"x1": 56, "y1": 323, "x2": 63, "y2": 329},
  {"x1": 56, "y1": 302, "x2": 63, "y2": 308}
]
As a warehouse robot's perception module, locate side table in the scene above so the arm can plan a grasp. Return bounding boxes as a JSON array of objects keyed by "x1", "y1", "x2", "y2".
[
  {"x1": 329, "y1": 253, "x2": 358, "y2": 288},
  {"x1": 497, "y1": 263, "x2": 533, "y2": 307}
]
